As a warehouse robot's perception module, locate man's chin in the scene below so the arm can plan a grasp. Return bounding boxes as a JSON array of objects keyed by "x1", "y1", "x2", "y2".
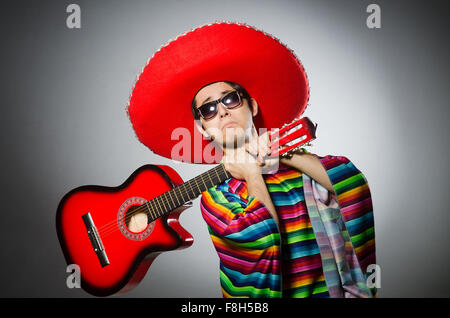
[
  {"x1": 206, "y1": 128, "x2": 250, "y2": 149},
  {"x1": 218, "y1": 134, "x2": 247, "y2": 149}
]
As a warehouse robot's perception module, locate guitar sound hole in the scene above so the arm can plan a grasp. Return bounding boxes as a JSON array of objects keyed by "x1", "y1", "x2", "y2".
[{"x1": 125, "y1": 205, "x2": 148, "y2": 233}]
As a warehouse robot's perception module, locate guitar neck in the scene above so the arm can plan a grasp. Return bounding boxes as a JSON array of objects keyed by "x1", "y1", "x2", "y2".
[
  {"x1": 144, "y1": 164, "x2": 231, "y2": 221},
  {"x1": 143, "y1": 116, "x2": 317, "y2": 222}
]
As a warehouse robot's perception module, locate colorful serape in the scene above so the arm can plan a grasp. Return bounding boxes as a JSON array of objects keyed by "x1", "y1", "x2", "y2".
[
  {"x1": 303, "y1": 173, "x2": 373, "y2": 297},
  {"x1": 200, "y1": 151, "x2": 377, "y2": 298}
]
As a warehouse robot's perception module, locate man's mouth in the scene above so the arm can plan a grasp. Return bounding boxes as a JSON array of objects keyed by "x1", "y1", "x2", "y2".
[{"x1": 221, "y1": 122, "x2": 237, "y2": 130}]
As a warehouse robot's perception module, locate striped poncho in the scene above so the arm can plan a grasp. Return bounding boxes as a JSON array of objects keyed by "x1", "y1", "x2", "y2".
[{"x1": 199, "y1": 150, "x2": 377, "y2": 298}]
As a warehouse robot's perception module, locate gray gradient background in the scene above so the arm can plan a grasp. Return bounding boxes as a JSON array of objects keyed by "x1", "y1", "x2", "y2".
[{"x1": 0, "y1": 0, "x2": 448, "y2": 298}]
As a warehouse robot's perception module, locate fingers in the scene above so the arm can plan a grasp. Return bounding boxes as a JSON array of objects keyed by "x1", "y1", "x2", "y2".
[
  {"x1": 258, "y1": 133, "x2": 272, "y2": 164},
  {"x1": 246, "y1": 141, "x2": 258, "y2": 157},
  {"x1": 245, "y1": 131, "x2": 274, "y2": 166}
]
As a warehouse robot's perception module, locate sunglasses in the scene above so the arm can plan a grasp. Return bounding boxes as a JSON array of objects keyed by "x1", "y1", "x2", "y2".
[{"x1": 196, "y1": 91, "x2": 243, "y2": 120}]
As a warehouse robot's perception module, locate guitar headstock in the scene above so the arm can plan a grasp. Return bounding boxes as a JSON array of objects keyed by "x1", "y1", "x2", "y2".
[{"x1": 269, "y1": 117, "x2": 317, "y2": 158}]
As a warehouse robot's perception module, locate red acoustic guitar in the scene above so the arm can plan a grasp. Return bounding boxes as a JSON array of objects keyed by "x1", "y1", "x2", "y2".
[{"x1": 56, "y1": 117, "x2": 317, "y2": 296}]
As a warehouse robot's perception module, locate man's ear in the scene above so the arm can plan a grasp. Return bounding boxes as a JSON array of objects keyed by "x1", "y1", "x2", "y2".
[{"x1": 250, "y1": 98, "x2": 258, "y2": 117}]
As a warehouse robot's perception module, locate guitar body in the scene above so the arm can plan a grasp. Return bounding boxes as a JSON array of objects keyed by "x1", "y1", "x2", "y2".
[
  {"x1": 56, "y1": 165, "x2": 193, "y2": 296},
  {"x1": 56, "y1": 116, "x2": 316, "y2": 296}
]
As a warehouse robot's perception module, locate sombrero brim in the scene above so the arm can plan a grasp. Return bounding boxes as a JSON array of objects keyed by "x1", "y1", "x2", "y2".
[{"x1": 127, "y1": 21, "x2": 309, "y2": 164}]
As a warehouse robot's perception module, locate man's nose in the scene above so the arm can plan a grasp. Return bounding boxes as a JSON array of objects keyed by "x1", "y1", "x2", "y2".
[{"x1": 217, "y1": 103, "x2": 230, "y2": 118}]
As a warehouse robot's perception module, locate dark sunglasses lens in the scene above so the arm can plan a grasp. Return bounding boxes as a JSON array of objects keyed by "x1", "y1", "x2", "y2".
[
  {"x1": 198, "y1": 103, "x2": 217, "y2": 119},
  {"x1": 222, "y1": 91, "x2": 241, "y2": 108}
]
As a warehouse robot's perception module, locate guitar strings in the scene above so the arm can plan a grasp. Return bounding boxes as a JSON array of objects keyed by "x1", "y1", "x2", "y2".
[
  {"x1": 97, "y1": 140, "x2": 298, "y2": 239},
  {"x1": 97, "y1": 132, "x2": 278, "y2": 236},
  {"x1": 98, "y1": 167, "x2": 227, "y2": 239},
  {"x1": 97, "y1": 165, "x2": 229, "y2": 238},
  {"x1": 98, "y1": 167, "x2": 222, "y2": 237},
  {"x1": 97, "y1": 140, "x2": 298, "y2": 238},
  {"x1": 96, "y1": 130, "x2": 307, "y2": 238}
]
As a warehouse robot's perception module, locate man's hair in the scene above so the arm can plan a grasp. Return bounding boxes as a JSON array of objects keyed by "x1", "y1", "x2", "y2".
[{"x1": 191, "y1": 81, "x2": 251, "y2": 120}]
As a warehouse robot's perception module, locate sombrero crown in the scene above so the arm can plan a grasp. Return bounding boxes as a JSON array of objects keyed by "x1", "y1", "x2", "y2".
[{"x1": 127, "y1": 21, "x2": 309, "y2": 164}]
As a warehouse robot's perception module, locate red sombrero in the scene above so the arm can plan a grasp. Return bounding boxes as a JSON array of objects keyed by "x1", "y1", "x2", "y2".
[{"x1": 127, "y1": 21, "x2": 309, "y2": 164}]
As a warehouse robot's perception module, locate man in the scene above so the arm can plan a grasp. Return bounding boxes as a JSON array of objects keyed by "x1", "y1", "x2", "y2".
[
  {"x1": 192, "y1": 80, "x2": 376, "y2": 298},
  {"x1": 127, "y1": 22, "x2": 377, "y2": 298},
  {"x1": 192, "y1": 80, "x2": 337, "y2": 227}
]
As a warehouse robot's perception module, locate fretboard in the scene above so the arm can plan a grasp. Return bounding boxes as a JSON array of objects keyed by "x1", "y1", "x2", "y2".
[{"x1": 144, "y1": 164, "x2": 231, "y2": 222}]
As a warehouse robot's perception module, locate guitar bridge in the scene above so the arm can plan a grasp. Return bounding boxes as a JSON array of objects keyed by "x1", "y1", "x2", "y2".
[{"x1": 82, "y1": 212, "x2": 110, "y2": 267}]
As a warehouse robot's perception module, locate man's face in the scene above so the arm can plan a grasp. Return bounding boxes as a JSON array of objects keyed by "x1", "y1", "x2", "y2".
[{"x1": 194, "y1": 81, "x2": 257, "y2": 148}]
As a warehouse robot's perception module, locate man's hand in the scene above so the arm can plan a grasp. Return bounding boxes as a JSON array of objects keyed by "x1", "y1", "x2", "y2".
[
  {"x1": 222, "y1": 128, "x2": 280, "y2": 226},
  {"x1": 222, "y1": 146, "x2": 261, "y2": 181},
  {"x1": 245, "y1": 129, "x2": 279, "y2": 174}
]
